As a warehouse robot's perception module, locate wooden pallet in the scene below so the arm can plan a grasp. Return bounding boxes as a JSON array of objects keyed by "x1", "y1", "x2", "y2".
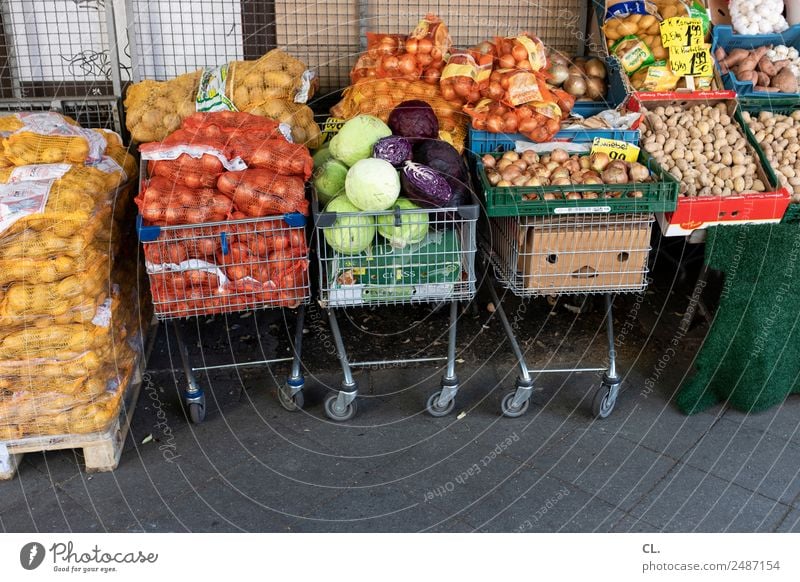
[{"x1": 0, "y1": 362, "x2": 144, "y2": 480}]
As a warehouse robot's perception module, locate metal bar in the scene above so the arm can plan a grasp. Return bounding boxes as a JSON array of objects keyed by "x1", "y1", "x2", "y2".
[
  {"x1": 289, "y1": 304, "x2": 305, "y2": 380},
  {"x1": 487, "y1": 282, "x2": 532, "y2": 382},
  {"x1": 350, "y1": 356, "x2": 447, "y2": 368},
  {"x1": 124, "y1": 0, "x2": 141, "y2": 82},
  {"x1": 173, "y1": 321, "x2": 201, "y2": 396},
  {"x1": 105, "y1": 0, "x2": 122, "y2": 96},
  {"x1": 528, "y1": 367, "x2": 608, "y2": 374},
  {"x1": 444, "y1": 300, "x2": 458, "y2": 381},
  {"x1": 327, "y1": 308, "x2": 356, "y2": 388},
  {"x1": 191, "y1": 358, "x2": 294, "y2": 373},
  {"x1": 604, "y1": 293, "x2": 618, "y2": 380}
]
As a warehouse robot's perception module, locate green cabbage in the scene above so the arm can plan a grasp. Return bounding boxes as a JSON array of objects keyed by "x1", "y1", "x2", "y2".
[
  {"x1": 329, "y1": 115, "x2": 392, "y2": 167},
  {"x1": 314, "y1": 159, "x2": 348, "y2": 205},
  {"x1": 345, "y1": 158, "x2": 400, "y2": 211},
  {"x1": 313, "y1": 147, "x2": 333, "y2": 170},
  {"x1": 377, "y1": 198, "x2": 429, "y2": 249},
  {"x1": 323, "y1": 196, "x2": 376, "y2": 254}
]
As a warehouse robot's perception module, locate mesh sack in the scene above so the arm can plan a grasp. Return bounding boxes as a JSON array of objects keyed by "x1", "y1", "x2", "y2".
[
  {"x1": 135, "y1": 176, "x2": 234, "y2": 226},
  {"x1": 230, "y1": 138, "x2": 313, "y2": 178},
  {"x1": 243, "y1": 99, "x2": 323, "y2": 149},
  {"x1": 229, "y1": 49, "x2": 313, "y2": 110},
  {"x1": 148, "y1": 157, "x2": 222, "y2": 189},
  {"x1": 0, "y1": 216, "x2": 111, "y2": 260},
  {"x1": 0, "y1": 112, "x2": 79, "y2": 133},
  {"x1": 0, "y1": 246, "x2": 107, "y2": 287},
  {"x1": 181, "y1": 111, "x2": 282, "y2": 141},
  {"x1": 331, "y1": 79, "x2": 467, "y2": 151},
  {"x1": 124, "y1": 70, "x2": 203, "y2": 143},
  {"x1": 0, "y1": 321, "x2": 117, "y2": 359},
  {"x1": 217, "y1": 169, "x2": 308, "y2": 217}
]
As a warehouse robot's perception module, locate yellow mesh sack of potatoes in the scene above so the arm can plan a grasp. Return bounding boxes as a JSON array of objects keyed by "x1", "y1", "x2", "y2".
[
  {"x1": 229, "y1": 49, "x2": 312, "y2": 110},
  {"x1": 124, "y1": 70, "x2": 202, "y2": 143}
]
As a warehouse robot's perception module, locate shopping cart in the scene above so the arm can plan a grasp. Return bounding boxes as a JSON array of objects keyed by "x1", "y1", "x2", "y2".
[
  {"x1": 313, "y1": 194, "x2": 478, "y2": 421},
  {"x1": 482, "y1": 212, "x2": 655, "y2": 418},
  {"x1": 137, "y1": 186, "x2": 311, "y2": 423}
]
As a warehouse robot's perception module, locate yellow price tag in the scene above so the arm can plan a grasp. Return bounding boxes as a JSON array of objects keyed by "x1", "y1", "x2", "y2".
[
  {"x1": 320, "y1": 117, "x2": 346, "y2": 146},
  {"x1": 669, "y1": 44, "x2": 713, "y2": 77},
  {"x1": 590, "y1": 138, "x2": 640, "y2": 162},
  {"x1": 660, "y1": 17, "x2": 704, "y2": 48}
]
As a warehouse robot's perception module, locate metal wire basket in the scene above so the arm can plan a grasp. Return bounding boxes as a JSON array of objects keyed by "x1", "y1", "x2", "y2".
[
  {"x1": 0, "y1": 96, "x2": 123, "y2": 133},
  {"x1": 314, "y1": 196, "x2": 478, "y2": 308},
  {"x1": 484, "y1": 213, "x2": 654, "y2": 297},
  {"x1": 138, "y1": 214, "x2": 311, "y2": 320}
]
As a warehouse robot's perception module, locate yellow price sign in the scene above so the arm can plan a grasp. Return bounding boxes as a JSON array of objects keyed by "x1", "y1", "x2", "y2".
[
  {"x1": 660, "y1": 17, "x2": 704, "y2": 48},
  {"x1": 669, "y1": 44, "x2": 713, "y2": 77},
  {"x1": 591, "y1": 138, "x2": 640, "y2": 162},
  {"x1": 320, "y1": 117, "x2": 346, "y2": 146}
]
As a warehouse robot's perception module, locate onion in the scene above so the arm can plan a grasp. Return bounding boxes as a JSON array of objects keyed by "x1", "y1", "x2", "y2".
[
  {"x1": 563, "y1": 75, "x2": 587, "y2": 97},
  {"x1": 602, "y1": 166, "x2": 629, "y2": 184},
  {"x1": 551, "y1": 177, "x2": 572, "y2": 186},
  {"x1": 482, "y1": 154, "x2": 496, "y2": 168},
  {"x1": 522, "y1": 150, "x2": 539, "y2": 165},
  {"x1": 497, "y1": 179, "x2": 512, "y2": 187},
  {"x1": 398, "y1": 54, "x2": 417, "y2": 75},
  {"x1": 549, "y1": 51, "x2": 570, "y2": 68},
  {"x1": 565, "y1": 192, "x2": 583, "y2": 200},
  {"x1": 590, "y1": 152, "x2": 611, "y2": 172},
  {"x1": 550, "y1": 148, "x2": 569, "y2": 163},
  {"x1": 548, "y1": 63, "x2": 570, "y2": 86},
  {"x1": 551, "y1": 167, "x2": 570, "y2": 180},
  {"x1": 487, "y1": 171, "x2": 501, "y2": 186},
  {"x1": 525, "y1": 176, "x2": 544, "y2": 186},
  {"x1": 585, "y1": 77, "x2": 607, "y2": 100},
  {"x1": 563, "y1": 158, "x2": 581, "y2": 173},
  {"x1": 579, "y1": 156, "x2": 591, "y2": 170},
  {"x1": 628, "y1": 162, "x2": 650, "y2": 182},
  {"x1": 502, "y1": 151, "x2": 520, "y2": 162},
  {"x1": 628, "y1": 191, "x2": 644, "y2": 198},
  {"x1": 497, "y1": 159, "x2": 513, "y2": 171},
  {"x1": 584, "y1": 58, "x2": 607, "y2": 80}
]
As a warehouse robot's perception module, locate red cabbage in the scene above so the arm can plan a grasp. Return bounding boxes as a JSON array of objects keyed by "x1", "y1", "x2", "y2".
[
  {"x1": 373, "y1": 136, "x2": 412, "y2": 167},
  {"x1": 388, "y1": 100, "x2": 439, "y2": 143},
  {"x1": 412, "y1": 140, "x2": 470, "y2": 205},
  {"x1": 400, "y1": 161, "x2": 454, "y2": 208}
]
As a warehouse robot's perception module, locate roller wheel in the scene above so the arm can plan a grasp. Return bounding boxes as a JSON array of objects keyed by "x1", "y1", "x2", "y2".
[
  {"x1": 324, "y1": 393, "x2": 358, "y2": 422},
  {"x1": 591, "y1": 384, "x2": 617, "y2": 419},
  {"x1": 188, "y1": 402, "x2": 206, "y2": 424},
  {"x1": 278, "y1": 385, "x2": 304, "y2": 412},
  {"x1": 501, "y1": 391, "x2": 530, "y2": 418},
  {"x1": 426, "y1": 391, "x2": 456, "y2": 417}
]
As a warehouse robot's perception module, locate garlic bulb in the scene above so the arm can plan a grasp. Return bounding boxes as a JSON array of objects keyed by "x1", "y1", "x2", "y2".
[{"x1": 730, "y1": 0, "x2": 789, "y2": 35}]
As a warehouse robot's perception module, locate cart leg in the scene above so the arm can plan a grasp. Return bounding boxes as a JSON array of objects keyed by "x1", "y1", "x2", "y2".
[
  {"x1": 592, "y1": 293, "x2": 622, "y2": 419},
  {"x1": 174, "y1": 321, "x2": 206, "y2": 424},
  {"x1": 323, "y1": 308, "x2": 359, "y2": 422},
  {"x1": 426, "y1": 300, "x2": 460, "y2": 417},
  {"x1": 0, "y1": 444, "x2": 22, "y2": 480},
  {"x1": 278, "y1": 305, "x2": 306, "y2": 412},
  {"x1": 487, "y1": 283, "x2": 535, "y2": 418}
]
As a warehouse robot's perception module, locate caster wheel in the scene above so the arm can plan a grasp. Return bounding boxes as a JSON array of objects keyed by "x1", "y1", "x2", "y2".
[
  {"x1": 278, "y1": 385, "x2": 304, "y2": 412},
  {"x1": 426, "y1": 391, "x2": 456, "y2": 417},
  {"x1": 592, "y1": 384, "x2": 617, "y2": 419},
  {"x1": 324, "y1": 393, "x2": 358, "y2": 422},
  {"x1": 188, "y1": 402, "x2": 206, "y2": 424},
  {"x1": 501, "y1": 391, "x2": 530, "y2": 418}
]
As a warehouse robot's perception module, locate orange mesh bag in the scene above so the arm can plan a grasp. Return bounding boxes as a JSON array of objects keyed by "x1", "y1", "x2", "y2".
[
  {"x1": 181, "y1": 111, "x2": 283, "y2": 141},
  {"x1": 217, "y1": 169, "x2": 308, "y2": 216},
  {"x1": 135, "y1": 176, "x2": 234, "y2": 226},
  {"x1": 331, "y1": 79, "x2": 468, "y2": 151},
  {"x1": 464, "y1": 99, "x2": 565, "y2": 143},
  {"x1": 440, "y1": 49, "x2": 493, "y2": 106},
  {"x1": 124, "y1": 70, "x2": 202, "y2": 143},
  {"x1": 148, "y1": 157, "x2": 223, "y2": 189},
  {"x1": 243, "y1": 99, "x2": 322, "y2": 149},
  {"x1": 231, "y1": 138, "x2": 313, "y2": 178}
]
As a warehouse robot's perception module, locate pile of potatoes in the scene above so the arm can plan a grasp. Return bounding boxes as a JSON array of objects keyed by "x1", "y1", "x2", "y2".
[
  {"x1": 604, "y1": 12, "x2": 667, "y2": 61},
  {"x1": 641, "y1": 103, "x2": 767, "y2": 197},
  {"x1": 742, "y1": 110, "x2": 800, "y2": 202}
]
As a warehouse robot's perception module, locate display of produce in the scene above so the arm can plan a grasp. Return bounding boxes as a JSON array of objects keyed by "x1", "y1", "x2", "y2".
[
  {"x1": 729, "y1": 0, "x2": 789, "y2": 35},
  {"x1": 0, "y1": 112, "x2": 140, "y2": 440},
  {"x1": 640, "y1": 102, "x2": 768, "y2": 196},
  {"x1": 715, "y1": 45, "x2": 799, "y2": 93},
  {"x1": 124, "y1": 49, "x2": 322, "y2": 147},
  {"x1": 742, "y1": 110, "x2": 800, "y2": 202},
  {"x1": 546, "y1": 53, "x2": 609, "y2": 103}
]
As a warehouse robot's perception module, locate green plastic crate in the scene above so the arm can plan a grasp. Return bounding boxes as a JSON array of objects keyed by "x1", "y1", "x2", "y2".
[
  {"x1": 783, "y1": 203, "x2": 800, "y2": 223},
  {"x1": 476, "y1": 150, "x2": 679, "y2": 217}
]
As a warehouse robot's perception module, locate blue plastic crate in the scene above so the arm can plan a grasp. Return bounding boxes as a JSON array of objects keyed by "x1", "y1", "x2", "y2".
[
  {"x1": 713, "y1": 24, "x2": 800, "y2": 99},
  {"x1": 467, "y1": 126, "x2": 639, "y2": 155}
]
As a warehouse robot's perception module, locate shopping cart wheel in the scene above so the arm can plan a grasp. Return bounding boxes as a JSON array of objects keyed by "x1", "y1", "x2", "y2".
[
  {"x1": 501, "y1": 391, "x2": 530, "y2": 418},
  {"x1": 278, "y1": 384, "x2": 304, "y2": 412},
  {"x1": 188, "y1": 401, "x2": 206, "y2": 424},
  {"x1": 426, "y1": 391, "x2": 456, "y2": 417},
  {"x1": 324, "y1": 393, "x2": 358, "y2": 422},
  {"x1": 591, "y1": 384, "x2": 617, "y2": 419}
]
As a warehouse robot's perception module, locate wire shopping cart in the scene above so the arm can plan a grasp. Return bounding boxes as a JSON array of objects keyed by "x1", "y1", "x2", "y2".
[
  {"x1": 474, "y1": 145, "x2": 678, "y2": 419},
  {"x1": 313, "y1": 193, "x2": 478, "y2": 421},
  {"x1": 137, "y1": 173, "x2": 311, "y2": 423}
]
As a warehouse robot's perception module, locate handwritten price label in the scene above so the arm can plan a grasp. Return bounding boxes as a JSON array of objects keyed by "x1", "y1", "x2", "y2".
[
  {"x1": 669, "y1": 44, "x2": 713, "y2": 77},
  {"x1": 590, "y1": 138, "x2": 640, "y2": 162},
  {"x1": 660, "y1": 17, "x2": 704, "y2": 48}
]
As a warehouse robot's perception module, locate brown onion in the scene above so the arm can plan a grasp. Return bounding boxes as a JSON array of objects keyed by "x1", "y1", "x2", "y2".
[
  {"x1": 628, "y1": 162, "x2": 650, "y2": 182},
  {"x1": 482, "y1": 154, "x2": 496, "y2": 168},
  {"x1": 590, "y1": 152, "x2": 611, "y2": 172},
  {"x1": 602, "y1": 167, "x2": 629, "y2": 184},
  {"x1": 584, "y1": 58, "x2": 607, "y2": 80},
  {"x1": 550, "y1": 148, "x2": 570, "y2": 163}
]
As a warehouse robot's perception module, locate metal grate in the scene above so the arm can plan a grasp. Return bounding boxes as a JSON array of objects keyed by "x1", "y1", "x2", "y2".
[
  {"x1": 0, "y1": 0, "x2": 122, "y2": 99},
  {"x1": 314, "y1": 195, "x2": 478, "y2": 308},
  {"x1": 485, "y1": 213, "x2": 654, "y2": 296},
  {"x1": 0, "y1": 95, "x2": 122, "y2": 131},
  {"x1": 128, "y1": 1, "x2": 587, "y2": 94}
]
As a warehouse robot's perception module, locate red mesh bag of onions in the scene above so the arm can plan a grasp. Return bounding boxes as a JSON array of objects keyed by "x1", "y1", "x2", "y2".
[
  {"x1": 135, "y1": 176, "x2": 234, "y2": 226},
  {"x1": 217, "y1": 169, "x2": 309, "y2": 217}
]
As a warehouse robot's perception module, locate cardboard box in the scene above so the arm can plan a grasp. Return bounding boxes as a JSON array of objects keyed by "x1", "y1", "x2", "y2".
[
  {"x1": 707, "y1": 0, "x2": 732, "y2": 26},
  {"x1": 517, "y1": 216, "x2": 652, "y2": 293}
]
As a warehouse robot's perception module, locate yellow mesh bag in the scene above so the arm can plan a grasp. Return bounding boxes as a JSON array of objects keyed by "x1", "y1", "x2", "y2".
[
  {"x1": 124, "y1": 70, "x2": 203, "y2": 143},
  {"x1": 4, "y1": 131, "x2": 92, "y2": 165},
  {"x1": 229, "y1": 49, "x2": 311, "y2": 110},
  {"x1": 245, "y1": 99, "x2": 323, "y2": 148},
  {"x1": 331, "y1": 79, "x2": 467, "y2": 151},
  {"x1": 0, "y1": 322, "x2": 114, "y2": 359},
  {"x1": 0, "y1": 247, "x2": 107, "y2": 287},
  {"x1": 103, "y1": 142, "x2": 138, "y2": 184}
]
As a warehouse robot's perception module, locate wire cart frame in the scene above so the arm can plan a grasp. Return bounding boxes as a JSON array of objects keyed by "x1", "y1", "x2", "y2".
[
  {"x1": 137, "y1": 168, "x2": 311, "y2": 423},
  {"x1": 313, "y1": 193, "x2": 478, "y2": 421},
  {"x1": 481, "y1": 212, "x2": 655, "y2": 419}
]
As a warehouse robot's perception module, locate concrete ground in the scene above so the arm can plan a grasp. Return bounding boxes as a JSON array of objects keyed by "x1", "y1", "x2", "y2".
[{"x1": 2, "y1": 260, "x2": 800, "y2": 533}]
